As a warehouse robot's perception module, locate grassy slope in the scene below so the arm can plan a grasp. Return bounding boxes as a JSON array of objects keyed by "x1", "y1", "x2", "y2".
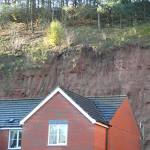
[{"x1": 0, "y1": 23, "x2": 150, "y2": 72}]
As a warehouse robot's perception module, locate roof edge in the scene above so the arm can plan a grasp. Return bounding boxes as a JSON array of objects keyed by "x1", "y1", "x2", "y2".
[
  {"x1": 20, "y1": 86, "x2": 60, "y2": 125},
  {"x1": 20, "y1": 87, "x2": 109, "y2": 128},
  {"x1": 0, "y1": 127, "x2": 22, "y2": 130}
]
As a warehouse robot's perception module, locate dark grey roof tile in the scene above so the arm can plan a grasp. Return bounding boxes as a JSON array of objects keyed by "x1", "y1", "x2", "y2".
[
  {"x1": 0, "y1": 88, "x2": 126, "y2": 128},
  {"x1": 87, "y1": 96, "x2": 126, "y2": 121},
  {"x1": 0, "y1": 98, "x2": 42, "y2": 127},
  {"x1": 61, "y1": 88, "x2": 108, "y2": 124}
]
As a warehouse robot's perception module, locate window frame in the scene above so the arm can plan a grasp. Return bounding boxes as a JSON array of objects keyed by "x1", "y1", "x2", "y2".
[
  {"x1": 48, "y1": 121, "x2": 68, "y2": 146},
  {"x1": 8, "y1": 129, "x2": 22, "y2": 149}
]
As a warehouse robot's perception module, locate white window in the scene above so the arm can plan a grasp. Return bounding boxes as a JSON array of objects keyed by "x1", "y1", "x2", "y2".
[
  {"x1": 48, "y1": 121, "x2": 68, "y2": 146},
  {"x1": 8, "y1": 129, "x2": 22, "y2": 149}
]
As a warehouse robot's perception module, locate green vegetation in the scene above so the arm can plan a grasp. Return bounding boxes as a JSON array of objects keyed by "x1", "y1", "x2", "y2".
[
  {"x1": 1, "y1": 23, "x2": 150, "y2": 53},
  {"x1": 1, "y1": 0, "x2": 150, "y2": 30},
  {"x1": 44, "y1": 20, "x2": 64, "y2": 47},
  {"x1": 70, "y1": 24, "x2": 150, "y2": 48},
  {"x1": 0, "y1": 22, "x2": 150, "y2": 73},
  {"x1": 0, "y1": 0, "x2": 150, "y2": 72}
]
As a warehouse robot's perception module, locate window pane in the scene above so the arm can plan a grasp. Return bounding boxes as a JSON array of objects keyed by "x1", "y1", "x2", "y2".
[
  {"x1": 10, "y1": 139, "x2": 17, "y2": 148},
  {"x1": 18, "y1": 139, "x2": 21, "y2": 147},
  {"x1": 58, "y1": 124, "x2": 67, "y2": 144},
  {"x1": 49, "y1": 125, "x2": 57, "y2": 144},
  {"x1": 9, "y1": 130, "x2": 18, "y2": 148},
  {"x1": 9, "y1": 130, "x2": 22, "y2": 148},
  {"x1": 10, "y1": 130, "x2": 17, "y2": 140},
  {"x1": 19, "y1": 131, "x2": 22, "y2": 139},
  {"x1": 18, "y1": 131, "x2": 22, "y2": 147}
]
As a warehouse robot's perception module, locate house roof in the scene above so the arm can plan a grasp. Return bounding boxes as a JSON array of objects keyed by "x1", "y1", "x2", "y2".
[
  {"x1": 87, "y1": 96, "x2": 126, "y2": 121},
  {"x1": 0, "y1": 87, "x2": 126, "y2": 128},
  {"x1": 61, "y1": 88, "x2": 108, "y2": 124},
  {"x1": 0, "y1": 98, "x2": 42, "y2": 128}
]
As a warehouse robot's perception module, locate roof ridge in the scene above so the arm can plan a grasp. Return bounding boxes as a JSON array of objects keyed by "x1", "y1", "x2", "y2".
[
  {"x1": 60, "y1": 87, "x2": 127, "y2": 99},
  {"x1": 61, "y1": 87, "x2": 108, "y2": 124},
  {"x1": 60, "y1": 87, "x2": 86, "y2": 98}
]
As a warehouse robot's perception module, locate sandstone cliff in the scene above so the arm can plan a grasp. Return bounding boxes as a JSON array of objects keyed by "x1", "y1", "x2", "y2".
[{"x1": 0, "y1": 45, "x2": 149, "y2": 149}]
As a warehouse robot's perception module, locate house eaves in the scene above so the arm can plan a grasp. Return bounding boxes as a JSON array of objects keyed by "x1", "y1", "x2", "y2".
[{"x1": 20, "y1": 87, "x2": 109, "y2": 128}]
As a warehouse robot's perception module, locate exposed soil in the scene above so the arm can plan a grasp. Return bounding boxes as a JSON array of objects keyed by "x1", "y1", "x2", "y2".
[{"x1": 0, "y1": 45, "x2": 150, "y2": 149}]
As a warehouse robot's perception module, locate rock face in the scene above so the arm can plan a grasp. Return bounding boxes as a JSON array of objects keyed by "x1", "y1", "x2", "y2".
[{"x1": 0, "y1": 46, "x2": 150, "y2": 149}]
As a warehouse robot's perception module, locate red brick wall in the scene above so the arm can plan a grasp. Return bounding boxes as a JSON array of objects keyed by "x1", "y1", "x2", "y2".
[
  {"x1": 108, "y1": 100, "x2": 141, "y2": 150},
  {"x1": 0, "y1": 130, "x2": 9, "y2": 150},
  {"x1": 94, "y1": 124, "x2": 106, "y2": 150},
  {"x1": 22, "y1": 92, "x2": 101, "y2": 150}
]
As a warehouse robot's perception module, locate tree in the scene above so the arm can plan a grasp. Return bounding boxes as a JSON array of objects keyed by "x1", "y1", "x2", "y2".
[{"x1": 97, "y1": 6, "x2": 105, "y2": 30}]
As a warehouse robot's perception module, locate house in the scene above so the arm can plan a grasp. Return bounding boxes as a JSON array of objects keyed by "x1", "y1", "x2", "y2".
[{"x1": 0, "y1": 87, "x2": 141, "y2": 150}]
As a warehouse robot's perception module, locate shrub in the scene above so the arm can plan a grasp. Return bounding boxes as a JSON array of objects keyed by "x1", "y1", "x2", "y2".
[
  {"x1": 0, "y1": 4, "x2": 11, "y2": 28},
  {"x1": 0, "y1": 3, "x2": 29, "y2": 28},
  {"x1": 63, "y1": 6, "x2": 97, "y2": 26},
  {"x1": 64, "y1": 29, "x2": 76, "y2": 46},
  {"x1": 10, "y1": 4, "x2": 28, "y2": 23},
  {"x1": 44, "y1": 20, "x2": 64, "y2": 47}
]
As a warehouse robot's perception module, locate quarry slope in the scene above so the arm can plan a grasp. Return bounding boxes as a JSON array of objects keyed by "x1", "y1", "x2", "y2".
[{"x1": 0, "y1": 45, "x2": 150, "y2": 149}]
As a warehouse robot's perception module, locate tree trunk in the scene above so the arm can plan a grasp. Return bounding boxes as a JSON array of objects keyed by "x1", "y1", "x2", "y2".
[
  {"x1": 25, "y1": 0, "x2": 30, "y2": 30},
  {"x1": 93, "y1": 0, "x2": 96, "y2": 6},
  {"x1": 61, "y1": 0, "x2": 64, "y2": 22},
  {"x1": 52, "y1": 1, "x2": 54, "y2": 20},
  {"x1": 143, "y1": 1, "x2": 146, "y2": 21},
  {"x1": 73, "y1": 0, "x2": 77, "y2": 6},
  {"x1": 65, "y1": 0, "x2": 68, "y2": 6},
  {"x1": 37, "y1": 0, "x2": 40, "y2": 8},
  {"x1": 119, "y1": 14, "x2": 122, "y2": 28},
  {"x1": 48, "y1": 0, "x2": 51, "y2": 21},
  {"x1": 30, "y1": 0, "x2": 34, "y2": 33},
  {"x1": 98, "y1": 13, "x2": 101, "y2": 31},
  {"x1": 134, "y1": 11, "x2": 137, "y2": 26}
]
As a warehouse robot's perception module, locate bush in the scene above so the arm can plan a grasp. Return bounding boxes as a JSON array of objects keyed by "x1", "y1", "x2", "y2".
[
  {"x1": 63, "y1": 6, "x2": 97, "y2": 26},
  {"x1": 0, "y1": 3, "x2": 29, "y2": 28},
  {"x1": 44, "y1": 20, "x2": 64, "y2": 47},
  {"x1": 0, "y1": 4, "x2": 11, "y2": 28},
  {"x1": 64, "y1": 29, "x2": 76, "y2": 46},
  {"x1": 10, "y1": 4, "x2": 28, "y2": 23}
]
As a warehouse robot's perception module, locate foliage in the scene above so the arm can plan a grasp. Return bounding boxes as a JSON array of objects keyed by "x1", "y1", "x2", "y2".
[
  {"x1": 25, "y1": 42, "x2": 49, "y2": 63},
  {"x1": 1, "y1": 21, "x2": 150, "y2": 69},
  {"x1": 97, "y1": 6, "x2": 105, "y2": 14},
  {"x1": 37, "y1": 8, "x2": 52, "y2": 29},
  {"x1": 10, "y1": 4, "x2": 28, "y2": 23},
  {"x1": 0, "y1": 4, "x2": 11, "y2": 28},
  {"x1": 0, "y1": 3, "x2": 30, "y2": 28},
  {"x1": 0, "y1": 54, "x2": 25, "y2": 73},
  {"x1": 63, "y1": 6, "x2": 97, "y2": 26},
  {"x1": 72, "y1": 23, "x2": 150, "y2": 48},
  {"x1": 64, "y1": 29, "x2": 76, "y2": 47},
  {"x1": 44, "y1": 20, "x2": 64, "y2": 47},
  {"x1": 1, "y1": 0, "x2": 150, "y2": 30}
]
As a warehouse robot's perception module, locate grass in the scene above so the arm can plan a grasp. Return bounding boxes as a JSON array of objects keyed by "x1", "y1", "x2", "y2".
[
  {"x1": 0, "y1": 22, "x2": 150, "y2": 70},
  {"x1": 71, "y1": 23, "x2": 150, "y2": 48}
]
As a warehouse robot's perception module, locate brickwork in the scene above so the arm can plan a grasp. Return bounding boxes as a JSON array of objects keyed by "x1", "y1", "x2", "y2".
[
  {"x1": 0, "y1": 130, "x2": 9, "y2": 150},
  {"x1": 22, "y1": 93, "x2": 98, "y2": 150},
  {"x1": 108, "y1": 100, "x2": 141, "y2": 150}
]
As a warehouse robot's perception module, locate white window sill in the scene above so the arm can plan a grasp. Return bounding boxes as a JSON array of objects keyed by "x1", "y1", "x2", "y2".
[
  {"x1": 48, "y1": 144, "x2": 67, "y2": 146},
  {"x1": 8, "y1": 147, "x2": 21, "y2": 149}
]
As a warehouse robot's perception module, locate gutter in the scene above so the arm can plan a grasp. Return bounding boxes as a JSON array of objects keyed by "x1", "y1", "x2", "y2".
[
  {"x1": 106, "y1": 128, "x2": 109, "y2": 150},
  {"x1": 105, "y1": 124, "x2": 112, "y2": 150},
  {"x1": 95, "y1": 122, "x2": 109, "y2": 128},
  {"x1": 0, "y1": 127, "x2": 22, "y2": 130}
]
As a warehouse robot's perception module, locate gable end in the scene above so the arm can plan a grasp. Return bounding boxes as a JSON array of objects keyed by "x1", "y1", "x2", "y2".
[{"x1": 20, "y1": 87, "x2": 108, "y2": 128}]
